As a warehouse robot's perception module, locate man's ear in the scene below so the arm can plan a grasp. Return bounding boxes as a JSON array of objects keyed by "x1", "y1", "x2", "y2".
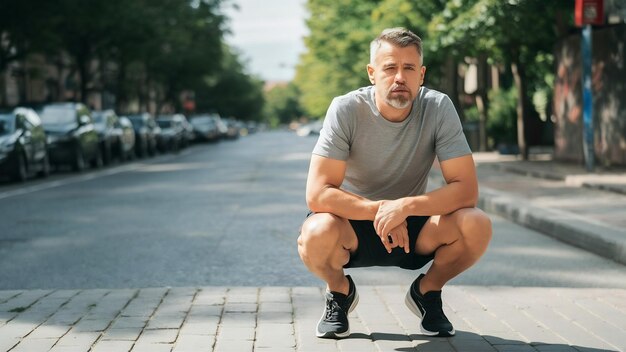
[{"x1": 366, "y1": 64, "x2": 375, "y2": 84}]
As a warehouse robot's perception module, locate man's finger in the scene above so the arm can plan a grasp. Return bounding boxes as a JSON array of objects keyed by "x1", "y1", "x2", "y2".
[
  {"x1": 380, "y1": 234, "x2": 392, "y2": 253},
  {"x1": 401, "y1": 230, "x2": 410, "y2": 253}
]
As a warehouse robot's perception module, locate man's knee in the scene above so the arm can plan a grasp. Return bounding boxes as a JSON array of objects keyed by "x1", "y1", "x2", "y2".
[
  {"x1": 455, "y1": 208, "x2": 492, "y2": 249},
  {"x1": 298, "y1": 213, "x2": 344, "y2": 259}
]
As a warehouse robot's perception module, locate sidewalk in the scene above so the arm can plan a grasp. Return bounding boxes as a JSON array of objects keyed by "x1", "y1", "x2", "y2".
[
  {"x1": 1, "y1": 285, "x2": 625, "y2": 352},
  {"x1": 430, "y1": 152, "x2": 626, "y2": 266},
  {"x1": 2, "y1": 152, "x2": 626, "y2": 352}
]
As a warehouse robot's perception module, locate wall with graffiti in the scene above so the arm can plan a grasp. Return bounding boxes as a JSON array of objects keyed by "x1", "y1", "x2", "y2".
[{"x1": 553, "y1": 24, "x2": 626, "y2": 167}]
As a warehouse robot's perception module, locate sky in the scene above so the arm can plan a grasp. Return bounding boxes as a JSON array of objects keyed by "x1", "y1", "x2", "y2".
[{"x1": 222, "y1": 0, "x2": 309, "y2": 83}]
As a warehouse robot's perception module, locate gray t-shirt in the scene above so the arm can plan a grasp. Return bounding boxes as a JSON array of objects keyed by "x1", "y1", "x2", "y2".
[{"x1": 312, "y1": 85, "x2": 471, "y2": 201}]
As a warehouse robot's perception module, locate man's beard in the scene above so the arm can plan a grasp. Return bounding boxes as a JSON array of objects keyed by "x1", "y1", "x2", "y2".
[{"x1": 385, "y1": 85, "x2": 412, "y2": 109}]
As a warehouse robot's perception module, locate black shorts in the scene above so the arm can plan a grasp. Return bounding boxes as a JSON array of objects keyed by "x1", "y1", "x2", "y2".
[{"x1": 305, "y1": 212, "x2": 434, "y2": 270}]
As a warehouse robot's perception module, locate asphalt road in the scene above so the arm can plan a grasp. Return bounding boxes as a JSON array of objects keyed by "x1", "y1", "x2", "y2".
[{"x1": 1, "y1": 130, "x2": 625, "y2": 290}]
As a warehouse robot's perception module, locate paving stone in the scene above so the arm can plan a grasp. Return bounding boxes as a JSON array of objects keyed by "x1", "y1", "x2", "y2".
[
  {"x1": 48, "y1": 345, "x2": 91, "y2": 352},
  {"x1": 100, "y1": 327, "x2": 143, "y2": 341},
  {"x1": 131, "y1": 342, "x2": 174, "y2": 352},
  {"x1": 216, "y1": 325, "x2": 255, "y2": 341},
  {"x1": 27, "y1": 324, "x2": 71, "y2": 339},
  {"x1": 0, "y1": 338, "x2": 19, "y2": 352},
  {"x1": 72, "y1": 318, "x2": 113, "y2": 332},
  {"x1": 109, "y1": 316, "x2": 149, "y2": 329},
  {"x1": 90, "y1": 340, "x2": 134, "y2": 352},
  {"x1": 8, "y1": 338, "x2": 57, "y2": 352},
  {"x1": 254, "y1": 323, "x2": 295, "y2": 348},
  {"x1": 136, "y1": 328, "x2": 178, "y2": 344},
  {"x1": 54, "y1": 331, "x2": 100, "y2": 347},
  {"x1": 171, "y1": 334, "x2": 215, "y2": 352},
  {"x1": 213, "y1": 338, "x2": 253, "y2": 352},
  {"x1": 178, "y1": 319, "x2": 219, "y2": 336}
]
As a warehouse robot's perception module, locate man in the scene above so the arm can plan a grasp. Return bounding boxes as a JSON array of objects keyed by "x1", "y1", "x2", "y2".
[{"x1": 297, "y1": 28, "x2": 492, "y2": 339}]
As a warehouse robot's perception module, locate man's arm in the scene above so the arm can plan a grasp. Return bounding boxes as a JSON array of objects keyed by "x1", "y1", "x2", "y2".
[
  {"x1": 305, "y1": 154, "x2": 379, "y2": 221},
  {"x1": 374, "y1": 154, "x2": 478, "y2": 236}
]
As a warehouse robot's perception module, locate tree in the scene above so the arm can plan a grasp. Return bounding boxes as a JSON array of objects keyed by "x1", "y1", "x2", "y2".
[
  {"x1": 294, "y1": 0, "x2": 380, "y2": 118},
  {"x1": 263, "y1": 83, "x2": 303, "y2": 127},
  {"x1": 0, "y1": 0, "x2": 58, "y2": 105},
  {"x1": 429, "y1": 0, "x2": 573, "y2": 158},
  {"x1": 194, "y1": 45, "x2": 265, "y2": 121}
]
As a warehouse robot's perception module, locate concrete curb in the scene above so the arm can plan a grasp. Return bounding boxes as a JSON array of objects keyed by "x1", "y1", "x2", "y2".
[
  {"x1": 489, "y1": 163, "x2": 626, "y2": 195},
  {"x1": 428, "y1": 175, "x2": 626, "y2": 266},
  {"x1": 478, "y1": 186, "x2": 626, "y2": 266}
]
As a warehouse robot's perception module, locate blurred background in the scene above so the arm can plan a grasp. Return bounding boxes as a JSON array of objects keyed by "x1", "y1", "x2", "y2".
[{"x1": 1, "y1": 0, "x2": 625, "y2": 183}]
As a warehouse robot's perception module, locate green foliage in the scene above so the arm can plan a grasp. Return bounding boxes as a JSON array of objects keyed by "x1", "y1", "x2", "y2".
[
  {"x1": 294, "y1": 0, "x2": 379, "y2": 118},
  {"x1": 487, "y1": 87, "x2": 518, "y2": 146},
  {"x1": 296, "y1": 0, "x2": 573, "y2": 154},
  {"x1": 0, "y1": 0, "x2": 262, "y2": 117},
  {"x1": 263, "y1": 83, "x2": 303, "y2": 127},
  {"x1": 194, "y1": 46, "x2": 265, "y2": 121}
]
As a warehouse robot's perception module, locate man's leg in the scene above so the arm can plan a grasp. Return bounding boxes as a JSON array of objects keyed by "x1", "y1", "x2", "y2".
[
  {"x1": 298, "y1": 212, "x2": 360, "y2": 338},
  {"x1": 404, "y1": 207, "x2": 491, "y2": 337},
  {"x1": 415, "y1": 207, "x2": 492, "y2": 293},
  {"x1": 297, "y1": 213, "x2": 358, "y2": 295}
]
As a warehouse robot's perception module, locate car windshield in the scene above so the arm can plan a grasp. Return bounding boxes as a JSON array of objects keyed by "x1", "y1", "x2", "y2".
[
  {"x1": 0, "y1": 114, "x2": 15, "y2": 135},
  {"x1": 40, "y1": 107, "x2": 75, "y2": 125},
  {"x1": 191, "y1": 117, "x2": 212, "y2": 125},
  {"x1": 92, "y1": 113, "x2": 106, "y2": 123},
  {"x1": 156, "y1": 120, "x2": 172, "y2": 128},
  {"x1": 127, "y1": 115, "x2": 145, "y2": 126}
]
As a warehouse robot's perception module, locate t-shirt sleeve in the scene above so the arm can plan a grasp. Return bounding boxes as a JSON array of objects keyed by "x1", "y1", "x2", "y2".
[
  {"x1": 435, "y1": 95, "x2": 472, "y2": 161},
  {"x1": 312, "y1": 97, "x2": 351, "y2": 161}
]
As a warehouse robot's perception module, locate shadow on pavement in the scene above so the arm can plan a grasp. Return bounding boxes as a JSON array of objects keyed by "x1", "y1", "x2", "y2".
[{"x1": 348, "y1": 331, "x2": 619, "y2": 352}]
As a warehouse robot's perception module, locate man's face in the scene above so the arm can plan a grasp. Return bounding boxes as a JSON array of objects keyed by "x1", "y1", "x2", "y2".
[{"x1": 367, "y1": 41, "x2": 425, "y2": 112}]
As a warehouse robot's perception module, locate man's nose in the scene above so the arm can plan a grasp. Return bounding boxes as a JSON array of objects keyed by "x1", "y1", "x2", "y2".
[{"x1": 395, "y1": 69, "x2": 406, "y2": 84}]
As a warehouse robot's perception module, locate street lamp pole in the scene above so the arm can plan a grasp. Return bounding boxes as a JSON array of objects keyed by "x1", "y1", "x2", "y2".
[{"x1": 581, "y1": 24, "x2": 594, "y2": 171}]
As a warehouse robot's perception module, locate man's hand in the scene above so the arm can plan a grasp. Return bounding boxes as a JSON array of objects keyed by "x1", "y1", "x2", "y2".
[
  {"x1": 375, "y1": 199, "x2": 410, "y2": 253},
  {"x1": 378, "y1": 220, "x2": 409, "y2": 254},
  {"x1": 374, "y1": 199, "x2": 408, "y2": 236}
]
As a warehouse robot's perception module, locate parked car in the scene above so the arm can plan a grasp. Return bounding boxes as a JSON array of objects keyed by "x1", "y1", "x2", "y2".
[
  {"x1": 0, "y1": 107, "x2": 50, "y2": 181},
  {"x1": 222, "y1": 117, "x2": 240, "y2": 140},
  {"x1": 127, "y1": 113, "x2": 159, "y2": 158},
  {"x1": 296, "y1": 119, "x2": 323, "y2": 137},
  {"x1": 39, "y1": 102, "x2": 101, "y2": 171},
  {"x1": 92, "y1": 109, "x2": 122, "y2": 165},
  {"x1": 156, "y1": 115, "x2": 186, "y2": 152},
  {"x1": 117, "y1": 116, "x2": 136, "y2": 160},
  {"x1": 189, "y1": 114, "x2": 220, "y2": 142},
  {"x1": 177, "y1": 114, "x2": 195, "y2": 146}
]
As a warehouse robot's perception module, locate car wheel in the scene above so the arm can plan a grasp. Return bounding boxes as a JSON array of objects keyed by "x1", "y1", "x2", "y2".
[
  {"x1": 91, "y1": 147, "x2": 104, "y2": 169},
  {"x1": 37, "y1": 152, "x2": 51, "y2": 178},
  {"x1": 12, "y1": 153, "x2": 27, "y2": 182},
  {"x1": 73, "y1": 147, "x2": 86, "y2": 172}
]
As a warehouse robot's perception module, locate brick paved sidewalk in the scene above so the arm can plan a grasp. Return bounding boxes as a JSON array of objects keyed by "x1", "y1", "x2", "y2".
[{"x1": 1, "y1": 286, "x2": 625, "y2": 352}]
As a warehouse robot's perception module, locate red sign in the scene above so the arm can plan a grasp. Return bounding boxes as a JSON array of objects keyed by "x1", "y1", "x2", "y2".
[
  {"x1": 575, "y1": 0, "x2": 604, "y2": 26},
  {"x1": 183, "y1": 100, "x2": 195, "y2": 111}
]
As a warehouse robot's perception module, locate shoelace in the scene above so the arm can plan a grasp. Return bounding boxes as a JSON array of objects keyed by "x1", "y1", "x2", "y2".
[{"x1": 325, "y1": 297, "x2": 343, "y2": 320}]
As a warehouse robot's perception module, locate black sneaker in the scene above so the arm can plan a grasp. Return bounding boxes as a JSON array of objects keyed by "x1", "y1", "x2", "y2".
[
  {"x1": 316, "y1": 275, "x2": 359, "y2": 339},
  {"x1": 405, "y1": 274, "x2": 455, "y2": 337}
]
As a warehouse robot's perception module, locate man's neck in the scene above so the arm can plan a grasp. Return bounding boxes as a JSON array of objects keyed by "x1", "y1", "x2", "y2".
[{"x1": 376, "y1": 100, "x2": 412, "y2": 122}]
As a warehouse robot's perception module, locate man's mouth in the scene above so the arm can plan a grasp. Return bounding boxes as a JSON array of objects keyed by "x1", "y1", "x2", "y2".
[{"x1": 391, "y1": 85, "x2": 409, "y2": 93}]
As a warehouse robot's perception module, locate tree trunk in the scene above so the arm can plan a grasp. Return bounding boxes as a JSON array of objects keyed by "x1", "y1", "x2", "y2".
[
  {"x1": 78, "y1": 57, "x2": 89, "y2": 104},
  {"x1": 476, "y1": 54, "x2": 489, "y2": 151},
  {"x1": 511, "y1": 59, "x2": 528, "y2": 160}
]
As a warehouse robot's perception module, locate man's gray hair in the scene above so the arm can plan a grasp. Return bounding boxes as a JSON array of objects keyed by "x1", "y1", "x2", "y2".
[{"x1": 370, "y1": 27, "x2": 423, "y2": 65}]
